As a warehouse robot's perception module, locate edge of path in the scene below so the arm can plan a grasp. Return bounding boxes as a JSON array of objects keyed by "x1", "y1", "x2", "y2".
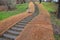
[
  {"x1": 15, "y1": 2, "x2": 39, "y2": 40},
  {"x1": 0, "y1": 2, "x2": 35, "y2": 36}
]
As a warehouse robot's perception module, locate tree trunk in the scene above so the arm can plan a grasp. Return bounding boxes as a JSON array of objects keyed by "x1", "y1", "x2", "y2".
[
  {"x1": 0, "y1": 0, "x2": 2, "y2": 5},
  {"x1": 57, "y1": 0, "x2": 60, "y2": 19},
  {"x1": 23, "y1": 0, "x2": 26, "y2": 3},
  {"x1": 7, "y1": 0, "x2": 16, "y2": 10},
  {"x1": 39, "y1": 0, "x2": 41, "y2": 3},
  {"x1": 49, "y1": 0, "x2": 52, "y2": 2}
]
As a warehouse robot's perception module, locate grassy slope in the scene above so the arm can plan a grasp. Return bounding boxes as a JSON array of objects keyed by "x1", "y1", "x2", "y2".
[
  {"x1": 42, "y1": 2, "x2": 60, "y2": 40},
  {"x1": 42, "y1": 2, "x2": 60, "y2": 26},
  {"x1": 0, "y1": 3, "x2": 28, "y2": 20},
  {"x1": 42, "y1": 2, "x2": 57, "y2": 12}
]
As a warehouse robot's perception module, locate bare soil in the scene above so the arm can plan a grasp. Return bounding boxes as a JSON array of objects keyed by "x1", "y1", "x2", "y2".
[{"x1": 0, "y1": 2, "x2": 35, "y2": 36}]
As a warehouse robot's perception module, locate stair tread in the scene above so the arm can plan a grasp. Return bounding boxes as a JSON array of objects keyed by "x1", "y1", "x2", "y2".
[
  {"x1": 15, "y1": 25, "x2": 25, "y2": 27},
  {"x1": 14, "y1": 26, "x2": 24, "y2": 28},
  {"x1": 20, "y1": 20, "x2": 28, "y2": 23},
  {"x1": 7, "y1": 30, "x2": 20, "y2": 35},
  {"x1": 11, "y1": 27, "x2": 23, "y2": 31},
  {"x1": 0, "y1": 38, "x2": 11, "y2": 40},
  {"x1": 18, "y1": 23, "x2": 25, "y2": 24},
  {"x1": 0, "y1": 38, "x2": 6, "y2": 40},
  {"x1": 3, "y1": 33, "x2": 16, "y2": 39},
  {"x1": 17, "y1": 23, "x2": 26, "y2": 25}
]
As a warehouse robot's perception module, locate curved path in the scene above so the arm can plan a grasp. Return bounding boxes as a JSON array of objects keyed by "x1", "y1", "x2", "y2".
[
  {"x1": 0, "y1": 2, "x2": 39, "y2": 40},
  {"x1": 16, "y1": 3, "x2": 55, "y2": 40}
]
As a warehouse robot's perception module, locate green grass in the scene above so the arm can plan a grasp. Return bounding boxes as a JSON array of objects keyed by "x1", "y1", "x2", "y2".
[
  {"x1": 42, "y1": 2, "x2": 60, "y2": 26},
  {"x1": 42, "y1": 2, "x2": 60, "y2": 40},
  {"x1": 0, "y1": 3, "x2": 28, "y2": 20},
  {"x1": 54, "y1": 34, "x2": 60, "y2": 40},
  {"x1": 42, "y1": 2, "x2": 57, "y2": 12}
]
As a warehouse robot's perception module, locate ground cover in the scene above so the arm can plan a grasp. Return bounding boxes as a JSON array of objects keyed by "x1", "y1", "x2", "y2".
[
  {"x1": 42, "y1": 2, "x2": 60, "y2": 26},
  {"x1": 0, "y1": 3, "x2": 28, "y2": 20}
]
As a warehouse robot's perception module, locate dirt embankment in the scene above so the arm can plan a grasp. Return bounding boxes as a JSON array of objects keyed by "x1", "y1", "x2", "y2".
[{"x1": 0, "y1": 2, "x2": 35, "y2": 36}]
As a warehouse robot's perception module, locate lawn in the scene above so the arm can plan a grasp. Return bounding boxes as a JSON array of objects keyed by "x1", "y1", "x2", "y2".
[
  {"x1": 0, "y1": 3, "x2": 28, "y2": 20},
  {"x1": 42, "y1": 2, "x2": 60, "y2": 40}
]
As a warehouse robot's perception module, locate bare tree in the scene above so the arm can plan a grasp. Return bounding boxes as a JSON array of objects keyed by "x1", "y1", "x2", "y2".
[
  {"x1": 16, "y1": 0, "x2": 23, "y2": 4},
  {"x1": 0, "y1": 0, "x2": 2, "y2": 5},
  {"x1": 23, "y1": 0, "x2": 26, "y2": 3},
  {"x1": 57, "y1": 0, "x2": 60, "y2": 19},
  {"x1": 7, "y1": 0, "x2": 16, "y2": 10},
  {"x1": 39, "y1": 0, "x2": 42, "y2": 3}
]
